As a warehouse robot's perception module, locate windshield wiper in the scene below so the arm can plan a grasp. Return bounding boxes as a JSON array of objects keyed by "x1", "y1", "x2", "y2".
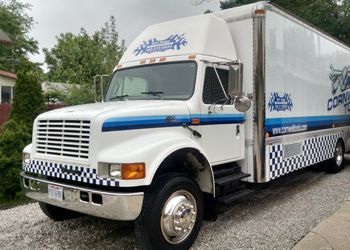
[
  {"x1": 141, "y1": 91, "x2": 164, "y2": 98},
  {"x1": 109, "y1": 94, "x2": 129, "y2": 101}
]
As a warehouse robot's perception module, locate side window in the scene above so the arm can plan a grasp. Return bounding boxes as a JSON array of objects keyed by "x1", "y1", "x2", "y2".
[
  {"x1": 202, "y1": 67, "x2": 229, "y2": 104},
  {"x1": 1, "y1": 86, "x2": 12, "y2": 104}
]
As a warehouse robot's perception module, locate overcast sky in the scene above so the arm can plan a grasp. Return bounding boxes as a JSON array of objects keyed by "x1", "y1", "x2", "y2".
[{"x1": 19, "y1": 0, "x2": 221, "y2": 69}]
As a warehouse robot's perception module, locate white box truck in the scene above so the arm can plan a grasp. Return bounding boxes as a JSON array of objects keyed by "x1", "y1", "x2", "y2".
[{"x1": 21, "y1": 1, "x2": 350, "y2": 249}]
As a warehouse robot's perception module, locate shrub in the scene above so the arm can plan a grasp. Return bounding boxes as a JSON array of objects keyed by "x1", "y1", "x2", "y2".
[
  {"x1": 0, "y1": 120, "x2": 31, "y2": 199},
  {"x1": 0, "y1": 62, "x2": 45, "y2": 200}
]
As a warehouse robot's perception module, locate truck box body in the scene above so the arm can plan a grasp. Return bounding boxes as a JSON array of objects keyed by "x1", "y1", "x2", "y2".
[
  {"x1": 20, "y1": 2, "x2": 350, "y2": 248},
  {"x1": 214, "y1": 3, "x2": 350, "y2": 182}
]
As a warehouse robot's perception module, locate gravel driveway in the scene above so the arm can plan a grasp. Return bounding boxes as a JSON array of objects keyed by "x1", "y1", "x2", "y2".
[{"x1": 1, "y1": 162, "x2": 350, "y2": 250}]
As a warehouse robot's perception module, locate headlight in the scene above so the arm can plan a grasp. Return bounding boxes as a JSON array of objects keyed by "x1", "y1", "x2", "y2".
[
  {"x1": 109, "y1": 164, "x2": 121, "y2": 178},
  {"x1": 22, "y1": 152, "x2": 30, "y2": 166},
  {"x1": 98, "y1": 162, "x2": 145, "y2": 179}
]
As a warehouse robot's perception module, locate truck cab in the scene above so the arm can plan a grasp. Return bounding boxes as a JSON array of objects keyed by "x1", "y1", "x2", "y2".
[{"x1": 22, "y1": 11, "x2": 253, "y2": 250}]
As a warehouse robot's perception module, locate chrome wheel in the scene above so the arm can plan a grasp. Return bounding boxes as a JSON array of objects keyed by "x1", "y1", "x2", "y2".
[
  {"x1": 335, "y1": 143, "x2": 344, "y2": 167},
  {"x1": 160, "y1": 190, "x2": 197, "y2": 244}
]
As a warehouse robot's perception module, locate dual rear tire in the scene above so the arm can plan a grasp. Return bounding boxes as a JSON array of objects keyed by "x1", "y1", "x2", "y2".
[{"x1": 327, "y1": 140, "x2": 345, "y2": 173}]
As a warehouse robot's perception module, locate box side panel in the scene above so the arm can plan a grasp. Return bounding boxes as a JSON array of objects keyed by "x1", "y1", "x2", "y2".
[{"x1": 265, "y1": 10, "x2": 350, "y2": 181}]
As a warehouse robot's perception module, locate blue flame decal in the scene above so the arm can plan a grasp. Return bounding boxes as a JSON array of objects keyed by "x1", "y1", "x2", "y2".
[{"x1": 134, "y1": 34, "x2": 188, "y2": 56}]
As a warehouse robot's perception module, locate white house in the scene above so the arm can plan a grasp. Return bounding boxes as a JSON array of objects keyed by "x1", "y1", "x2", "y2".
[{"x1": 0, "y1": 70, "x2": 16, "y2": 104}]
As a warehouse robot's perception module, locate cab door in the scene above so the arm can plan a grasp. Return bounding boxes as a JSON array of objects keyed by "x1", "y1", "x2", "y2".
[{"x1": 199, "y1": 66, "x2": 245, "y2": 164}]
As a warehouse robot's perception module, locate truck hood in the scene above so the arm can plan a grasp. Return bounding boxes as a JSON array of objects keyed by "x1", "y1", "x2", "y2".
[{"x1": 37, "y1": 101, "x2": 191, "y2": 121}]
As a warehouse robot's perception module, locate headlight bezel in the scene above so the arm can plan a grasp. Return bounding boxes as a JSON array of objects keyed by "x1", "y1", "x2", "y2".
[{"x1": 22, "y1": 152, "x2": 30, "y2": 166}]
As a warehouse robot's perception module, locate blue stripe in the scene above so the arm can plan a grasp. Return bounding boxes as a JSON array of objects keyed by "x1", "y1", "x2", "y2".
[
  {"x1": 102, "y1": 114, "x2": 245, "y2": 132},
  {"x1": 195, "y1": 114, "x2": 245, "y2": 125},
  {"x1": 266, "y1": 115, "x2": 350, "y2": 136}
]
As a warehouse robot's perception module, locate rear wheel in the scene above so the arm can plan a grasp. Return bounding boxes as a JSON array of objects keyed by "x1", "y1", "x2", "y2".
[
  {"x1": 135, "y1": 174, "x2": 203, "y2": 250},
  {"x1": 39, "y1": 202, "x2": 82, "y2": 221},
  {"x1": 326, "y1": 140, "x2": 344, "y2": 173}
]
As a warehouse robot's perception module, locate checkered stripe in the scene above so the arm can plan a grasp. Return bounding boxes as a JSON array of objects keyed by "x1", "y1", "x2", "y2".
[
  {"x1": 23, "y1": 160, "x2": 119, "y2": 187},
  {"x1": 268, "y1": 131, "x2": 349, "y2": 180}
]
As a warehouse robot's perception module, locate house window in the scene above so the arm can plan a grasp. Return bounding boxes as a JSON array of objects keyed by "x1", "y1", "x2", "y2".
[{"x1": 1, "y1": 86, "x2": 12, "y2": 104}]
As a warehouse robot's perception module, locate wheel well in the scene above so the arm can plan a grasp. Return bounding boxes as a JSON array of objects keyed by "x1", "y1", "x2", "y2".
[{"x1": 153, "y1": 148, "x2": 214, "y2": 194}]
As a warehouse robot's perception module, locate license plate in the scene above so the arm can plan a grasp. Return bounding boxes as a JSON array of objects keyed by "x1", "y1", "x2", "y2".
[{"x1": 48, "y1": 184, "x2": 63, "y2": 201}]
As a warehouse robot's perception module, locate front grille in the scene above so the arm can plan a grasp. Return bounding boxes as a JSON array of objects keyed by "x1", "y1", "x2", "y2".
[{"x1": 36, "y1": 119, "x2": 91, "y2": 159}]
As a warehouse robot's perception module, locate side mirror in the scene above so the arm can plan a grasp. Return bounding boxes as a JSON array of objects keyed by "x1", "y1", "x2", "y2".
[
  {"x1": 228, "y1": 61, "x2": 251, "y2": 112},
  {"x1": 234, "y1": 96, "x2": 251, "y2": 112},
  {"x1": 228, "y1": 61, "x2": 243, "y2": 96}
]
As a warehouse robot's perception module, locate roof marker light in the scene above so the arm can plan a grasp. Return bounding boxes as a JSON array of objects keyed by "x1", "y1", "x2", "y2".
[
  {"x1": 255, "y1": 9, "x2": 265, "y2": 15},
  {"x1": 188, "y1": 54, "x2": 196, "y2": 60},
  {"x1": 159, "y1": 57, "x2": 166, "y2": 62},
  {"x1": 149, "y1": 58, "x2": 156, "y2": 63},
  {"x1": 116, "y1": 64, "x2": 122, "y2": 69},
  {"x1": 140, "y1": 60, "x2": 146, "y2": 64}
]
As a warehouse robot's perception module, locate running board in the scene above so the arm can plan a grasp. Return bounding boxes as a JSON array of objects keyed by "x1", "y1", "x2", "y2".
[
  {"x1": 217, "y1": 189, "x2": 255, "y2": 204},
  {"x1": 213, "y1": 163, "x2": 254, "y2": 204}
]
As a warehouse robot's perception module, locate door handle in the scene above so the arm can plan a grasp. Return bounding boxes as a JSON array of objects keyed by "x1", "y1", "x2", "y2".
[{"x1": 236, "y1": 125, "x2": 240, "y2": 136}]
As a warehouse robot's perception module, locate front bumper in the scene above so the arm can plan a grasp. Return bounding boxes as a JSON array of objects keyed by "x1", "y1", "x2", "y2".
[{"x1": 21, "y1": 172, "x2": 144, "y2": 221}]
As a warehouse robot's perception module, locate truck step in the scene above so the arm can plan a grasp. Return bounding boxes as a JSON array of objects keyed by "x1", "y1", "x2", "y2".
[
  {"x1": 215, "y1": 172, "x2": 251, "y2": 186},
  {"x1": 217, "y1": 189, "x2": 255, "y2": 204},
  {"x1": 213, "y1": 164, "x2": 241, "y2": 178}
]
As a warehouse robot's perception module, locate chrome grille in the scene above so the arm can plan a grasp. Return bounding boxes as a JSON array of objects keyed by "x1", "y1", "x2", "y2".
[{"x1": 36, "y1": 120, "x2": 90, "y2": 159}]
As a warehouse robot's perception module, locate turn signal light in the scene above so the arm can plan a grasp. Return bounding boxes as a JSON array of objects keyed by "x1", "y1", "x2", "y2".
[
  {"x1": 191, "y1": 118, "x2": 201, "y2": 125},
  {"x1": 121, "y1": 163, "x2": 145, "y2": 180}
]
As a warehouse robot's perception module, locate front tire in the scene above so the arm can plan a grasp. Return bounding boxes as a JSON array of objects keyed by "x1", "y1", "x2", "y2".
[
  {"x1": 135, "y1": 174, "x2": 203, "y2": 250},
  {"x1": 39, "y1": 202, "x2": 82, "y2": 221}
]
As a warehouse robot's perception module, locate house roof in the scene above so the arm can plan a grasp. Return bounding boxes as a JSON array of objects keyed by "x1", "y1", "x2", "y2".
[
  {"x1": 0, "y1": 70, "x2": 16, "y2": 79},
  {"x1": 0, "y1": 29, "x2": 12, "y2": 45}
]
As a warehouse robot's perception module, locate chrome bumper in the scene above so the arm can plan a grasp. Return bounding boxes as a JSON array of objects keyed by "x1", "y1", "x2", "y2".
[{"x1": 20, "y1": 172, "x2": 144, "y2": 221}]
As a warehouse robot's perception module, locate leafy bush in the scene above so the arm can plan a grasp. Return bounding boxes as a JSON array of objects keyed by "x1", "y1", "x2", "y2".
[
  {"x1": 0, "y1": 62, "x2": 45, "y2": 201},
  {"x1": 0, "y1": 120, "x2": 31, "y2": 199},
  {"x1": 62, "y1": 84, "x2": 95, "y2": 106}
]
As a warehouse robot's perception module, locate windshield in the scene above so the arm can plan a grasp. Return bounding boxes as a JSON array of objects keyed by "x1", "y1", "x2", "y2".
[{"x1": 105, "y1": 61, "x2": 197, "y2": 101}]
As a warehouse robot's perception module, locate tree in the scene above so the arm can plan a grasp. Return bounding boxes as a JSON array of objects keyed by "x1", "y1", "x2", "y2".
[
  {"x1": 219, "y1": 0, "x2": 350, "y2": 46},
  {"x1": 0, "y1": 0, "x2": 40, "y2": 73},
  {"x1": 9, "y1": 60, "x2": 46, "y2": 131},
  {"x1": 44, "y1": 16, "x2": 125, "y2": 105},
  {"x1": 0, "y1": 62, "x2": 45, "y2": 200}
]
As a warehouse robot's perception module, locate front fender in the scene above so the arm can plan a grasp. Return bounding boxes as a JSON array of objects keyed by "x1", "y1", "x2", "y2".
[
  {"x1": 23, "y1": 144, "x2": 32, "y2": 155},
  {"x1": 97, "y1": 130, "x2": 211, "y2": 188}
]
